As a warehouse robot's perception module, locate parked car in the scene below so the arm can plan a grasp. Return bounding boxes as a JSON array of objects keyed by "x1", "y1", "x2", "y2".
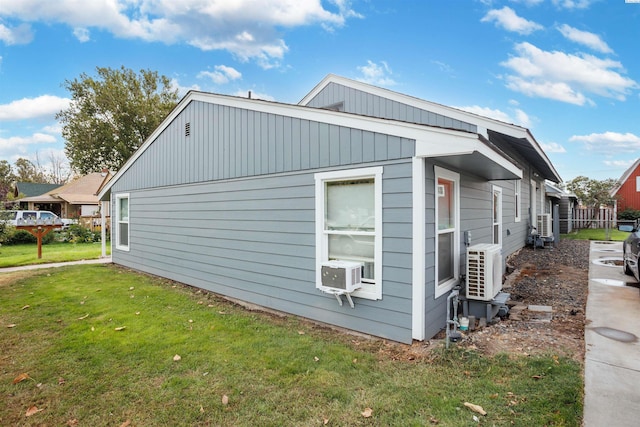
[
  {"x1": 621, "y1": 224, "x2": 640, "y2": 281},
  {"x1": 0, "y1": 210, "x2": 75, "y2": 229}
]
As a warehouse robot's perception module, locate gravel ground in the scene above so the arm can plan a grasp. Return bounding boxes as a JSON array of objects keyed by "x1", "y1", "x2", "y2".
[{"x1": 459, "y1": 239, "x2": 591, "y2": 360}]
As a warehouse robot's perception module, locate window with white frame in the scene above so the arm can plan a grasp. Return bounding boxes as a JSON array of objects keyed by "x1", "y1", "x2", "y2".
[
  {"x1": 315, "y1": 167, "x2": 383, "y2": 300},
  {"x1": 115, "y1": 193, "x2": 130, "y2": 251},
  {"x1": 493, "y1": 185, "x2": 503, "y2": 246},
  {"x1": 435, "y1": 166, "x2": 460, "y2": 298},
  {"x1": 636, "y1": 176, "x2": 640, "y2": 192},
  {"x1": 514, "y1": 179, "x2": 521, "y2": 222}
]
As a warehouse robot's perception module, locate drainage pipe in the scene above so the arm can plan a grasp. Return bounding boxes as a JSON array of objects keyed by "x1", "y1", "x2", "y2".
[{"x1": 445, "y1": 288, "x2": 460, "y2": 349}]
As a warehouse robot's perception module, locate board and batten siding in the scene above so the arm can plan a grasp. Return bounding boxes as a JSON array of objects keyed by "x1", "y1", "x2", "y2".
[
  {"x1": 305, "y1": 82, "x2": 477, "y2": 134},
  {"x1": 112, "y1": 100, "x2": 414, "y2": 191},
  {"x1": 110, "y1": 100, "x2": 417, "y2": 343}
]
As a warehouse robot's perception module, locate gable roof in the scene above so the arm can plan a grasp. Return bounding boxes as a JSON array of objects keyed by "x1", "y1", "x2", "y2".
[
  {"x1": 610, "y1": 158, "x2": 640, "y2": 197},
  {"x1": 14, "y1": 182, "x2": 60, "y2": 198},
  {"x1": 300, "y1": 74, "x2": 561, "y2": 183},
  {"x1": 99, "y1": 87, "x2": 529, "y2": 201},
  {"x1": 19, "y1": 172, "x2": 113, "y2": 205}
]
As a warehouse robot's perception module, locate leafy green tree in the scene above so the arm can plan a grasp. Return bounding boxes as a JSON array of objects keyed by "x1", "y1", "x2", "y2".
[
  {"x1": 0, "y1": 160, "x2": 14, "y2": 202},
  {"x1": 564, "y1": 176, "x2": 617, "y2": 207},
  {"x1": 14, "y1": 157, "x2": 45, "y2": 183},
  {"x1": 57, "y1": 66, "x2": 179, "y2": 174}
]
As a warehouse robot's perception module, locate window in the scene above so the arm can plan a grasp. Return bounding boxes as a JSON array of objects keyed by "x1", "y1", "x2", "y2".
[
  {"x1": 315, "y1": 167, "x2": 383, "y2": 300},
  {"x1": 435, "y1": 166, "x2": 460, "y2": 298},
  {"x1": 493, "y1": 186, "x2": 503, "y2": 246},
  {"x1": 636, "y1": 176, "x2": 640, "y2": 192},
  {"x1": 514, "y1": 179, "x2": 521, "y2": 222},
  {"x1": 116, "y1": 193, "x2": 130, "y2": 251}
]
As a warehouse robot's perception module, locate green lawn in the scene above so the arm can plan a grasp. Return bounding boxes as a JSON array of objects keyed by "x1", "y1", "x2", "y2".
[
  {"x1": 0, "y1": 265, "x2": 583, "y2": 426},
  {"x1": 561, "y1": 228, "x2": 631, "y2": 242},
  {"x1": 0, "y1": 242, "x2": 109, "y2": 268}
]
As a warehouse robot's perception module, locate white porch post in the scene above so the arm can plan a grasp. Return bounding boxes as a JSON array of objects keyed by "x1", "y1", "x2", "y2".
[
  {"x1": 412, "y1": 157, "x2": 426, "y2": 341},
  {"x1": 101, "y1": 200, "x2": 107, "y2": 258}
]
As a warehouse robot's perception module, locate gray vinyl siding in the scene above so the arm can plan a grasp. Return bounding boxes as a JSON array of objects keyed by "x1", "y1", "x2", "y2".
[
  {"x1": 112, "y1": 100, "x2": 414, "y2": 192},
  {"x1": 306, "y1": 82, "x2": 477, "y2": 133},
  {"x1": 112, "y1": 161, "x2": 414, "y2": 343},
  {"x1": 110, "y1": 99, "x2": 416, "y2": 343},
  {"x1": 421, "y1": 162, "x2": 535, "y2": 338}
]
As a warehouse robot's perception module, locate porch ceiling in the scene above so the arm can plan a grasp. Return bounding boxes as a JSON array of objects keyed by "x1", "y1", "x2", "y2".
[
  {"x1": 415, "y1": 132, "x2": 522, "y2": 181},
  {"x1": 432, "y1": 151, "x2": 521, "y2": 181},
  {"x1": 487, "y1": 130, "x2": 561, "y2": 183}
]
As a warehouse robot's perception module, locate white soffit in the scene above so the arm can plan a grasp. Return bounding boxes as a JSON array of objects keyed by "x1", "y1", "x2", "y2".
[{"x1": 415, "y1": 133, "x2": 522, "y2": 181}]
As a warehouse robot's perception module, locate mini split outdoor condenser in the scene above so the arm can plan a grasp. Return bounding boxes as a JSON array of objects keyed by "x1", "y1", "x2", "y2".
[{"x1": 466, "y1": 243, "x2": 503, "y2": 301}]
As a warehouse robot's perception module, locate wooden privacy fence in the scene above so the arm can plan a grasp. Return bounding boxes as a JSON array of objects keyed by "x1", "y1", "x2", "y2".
[{"x1": 571, "y1": 207, "x2": 615, "y2": 229}]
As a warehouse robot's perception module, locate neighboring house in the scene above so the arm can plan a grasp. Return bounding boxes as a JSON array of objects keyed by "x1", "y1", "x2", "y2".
[
  {"x1": 19, "y1": 171, "x2": 113, "y2": 220},
  {"x1": 545, "y1": 181, "x2": 578, "y2": 234},
  {"x1": 611, "y1": 158, "x2": 640, "y2": 214},
  {"x1": 98, "y1": 74, "x2": 560, "y2": 344},
  {"x1": 12, "y1": 182, "x2": 60, "y2": 210}
]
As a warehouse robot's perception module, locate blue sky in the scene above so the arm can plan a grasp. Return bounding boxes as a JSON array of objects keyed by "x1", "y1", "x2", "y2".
[{"x1": 1, "y1": 0, "x2": 639, "y2": 182}]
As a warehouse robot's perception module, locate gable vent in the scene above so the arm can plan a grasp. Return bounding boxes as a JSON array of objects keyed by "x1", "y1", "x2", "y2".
[{"x1": 185, "y1": 122, "x2": 191, "y2": 137}]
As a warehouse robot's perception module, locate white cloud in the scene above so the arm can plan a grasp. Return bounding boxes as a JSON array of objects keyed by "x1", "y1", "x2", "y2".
[
  {"x1": 42, "y1": 123, "x2": 62, "y2": 134},
  {"x1": 0, "y1": 95, "x2": 71, "y2": 121},
  {"x1": 455, "y1": 105, "x2": 532, "y2": 128},
  {"x1": 510, "y1": 0, "x2": 544, "y2": 6},
  {"x1": 501, "y1": 42, "x2": 638, "y2": 105},
  {"x1": 540, "y1": 142, "x2": 567, "y2": 153},
  {"x1": 198, "y1": 65, "x2": 242, "y2": 85},
  {"x1": 0, "y1": 0, "x2": 360, "y2": 67},
  {"x1": 552, "y1": 0, "x2": 594, "y2": 9},
  {"x1": 0, "y1": 133, "x2": 57, "y2": 153},
  {"x1": 73, "y1": 27, "x2": 90, "y2": 42},
  {"x1": 558, "y1": 24, "x2": 612, "y2": 54},
  {"x1": 169, "y1": 78, "x2": 201, "y2": 98},
  {"x1": 604, "y1": 159, "x2": 636, "y2": 169},
  {"x1": 432, "y1": 60, "x2": 455, "y2": 77},
  {"x1": 0, "y1": 22, "x2": 33, "y2": 45},
  {"x1": 356, "y1": 61, "x2": 396, "y2": 86},
  {"x1": 569, "y1": 131, "x2": 640, "y2": 154},
  {"x1": 481, "y1": 6, "x2": 543, "y2": 35}
]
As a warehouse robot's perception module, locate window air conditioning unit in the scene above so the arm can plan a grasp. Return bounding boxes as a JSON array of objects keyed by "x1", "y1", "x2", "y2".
[
  {"x1": 537, "y1": 213, "x2": 552, "y2": 238},
  {"x1": 466, "y1": 243, "x2": 502, "y2": 301},
  {"x1": 319, "y1": 260, "x2": 362, "y2": 293}
]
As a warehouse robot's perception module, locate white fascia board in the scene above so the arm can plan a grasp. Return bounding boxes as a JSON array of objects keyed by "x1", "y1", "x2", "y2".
[
  {"x1": 300, "y1": 74, "x2": 530, "y2": 138},
  {"x1": 99, "y1": 90, "x2": 475, "y2": 198},
  {"x1": 99, "y1": 89, "x2": 523, "y2": 198},
  {"x1": 301, "y1": 75, "x2": 556, "y2": 181}
]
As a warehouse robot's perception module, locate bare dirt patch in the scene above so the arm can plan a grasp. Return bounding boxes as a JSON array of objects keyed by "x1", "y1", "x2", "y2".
[
  {"x1": 373, "y1": 239, "x2": 591, "y2": 362},
  {"x1": 457, "y1": 239, "x2": 589, "y2": 361}
]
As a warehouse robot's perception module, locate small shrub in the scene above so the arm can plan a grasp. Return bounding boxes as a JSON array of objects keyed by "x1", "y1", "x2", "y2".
[
  {"x1": 61, "y1": 224, "x2": 101, "y2": 243},
  {"x1": 2, "y1": 228, "x2": 58, "y2": 245},
  {"x1": 618, "y1": 208, "x2": 640, "y2": 221}
]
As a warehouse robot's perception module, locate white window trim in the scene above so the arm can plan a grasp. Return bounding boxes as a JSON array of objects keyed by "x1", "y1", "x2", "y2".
[
  {"x1": 492, "y1": 185, "x2": 503, "y2": 247},
  {"x1": 315, "y1": 167, "x2": 383, "y2": 300},
  {"x1": 514, "y1": 179, "x2": 522, "y2": 222},
  {"x1": 115, "y1": 193, "x2": 130, "y2": 252},
  {"x1": 435, "y1": 166, "x2": 460, "y2": 299}
]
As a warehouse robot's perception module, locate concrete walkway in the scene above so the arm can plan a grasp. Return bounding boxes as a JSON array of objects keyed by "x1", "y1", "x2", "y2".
[
  {"x1": 584, "y1": 241, "x2": 640, "y2": 426},
  {"x1": 0, "y1": 257, "x2": 112, "y2": 273}
]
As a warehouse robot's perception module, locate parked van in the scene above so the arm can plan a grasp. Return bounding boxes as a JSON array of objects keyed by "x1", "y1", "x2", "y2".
[{"x1": 0, "y1": 210, "x2": 75, "y2": 228}]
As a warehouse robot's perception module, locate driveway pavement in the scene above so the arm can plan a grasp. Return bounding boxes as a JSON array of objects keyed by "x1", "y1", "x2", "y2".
[
  {"x1": 584, "y1": 241, "x2": 640, "y2": 426},
  {"x1": 0, "y1": 257, "x2": 112, "y2": 273}
]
